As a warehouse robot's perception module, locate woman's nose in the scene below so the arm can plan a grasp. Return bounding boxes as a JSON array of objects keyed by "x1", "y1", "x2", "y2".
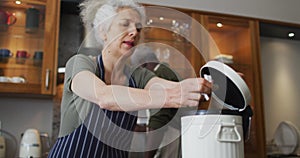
[
  {"x1": 129, "y1": 25, "x2": 140, "y2": 37},
  {"x1": 129, "y1": 29, "x2": 138, "y2": 37}
]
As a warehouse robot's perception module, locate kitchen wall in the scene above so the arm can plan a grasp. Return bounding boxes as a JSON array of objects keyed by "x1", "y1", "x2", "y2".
[
  {"x1": 138, "y1": 0, "x2": 300, "y2": 25},
  {"x1": 260, "y1": 37, "x2": 300, "y2": 150},
  {"x1": 0, "y1": 96, "x2": 53, "y2": 157}
]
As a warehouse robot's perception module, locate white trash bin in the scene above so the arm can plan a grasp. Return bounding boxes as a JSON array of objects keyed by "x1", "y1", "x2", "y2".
[
  {"x1": 181, "y1": 60, "x2": 254, "y2": 158},
  {"x1": 181, "y1": 114, "x2": 244, "y2": 158}
]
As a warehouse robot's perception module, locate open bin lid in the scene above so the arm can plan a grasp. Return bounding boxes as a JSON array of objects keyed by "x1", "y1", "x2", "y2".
[{"x1": 200, "y1": 61, "x2": 251, "y2": 112}]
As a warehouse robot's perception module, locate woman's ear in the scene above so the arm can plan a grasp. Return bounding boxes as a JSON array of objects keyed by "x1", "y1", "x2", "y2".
[
  {"x1": 100, "y1": 32, "x2": 107, "y2": 42},
  {"x1": 102, "y1": 34, "x2": 107, "y2": 42},
  {"x1": 98, "y1": 25, "x2": 107, "y2": 42}
]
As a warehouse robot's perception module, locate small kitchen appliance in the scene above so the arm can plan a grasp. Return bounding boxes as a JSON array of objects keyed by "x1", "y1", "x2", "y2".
[
  {"x1": 181, "y1": 61, "x2": 253, "y2": 158},
  {"x1": 273, "y1": 121, "x2": 300, "y2": 155},
  {"x1": 19, "y1": 128, "x2": 42, "y2": 158},
  {"x1": 0, "y1": 128, "x2": 18, "y2": 158},
  {"x1": 0, "y1": 135, "x2": 5, "y2": 158},
  {"x1": 0, "y1": 122, "x2": 5, "y2": 158}
]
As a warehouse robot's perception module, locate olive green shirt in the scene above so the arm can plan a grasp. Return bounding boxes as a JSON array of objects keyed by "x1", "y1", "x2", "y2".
[
  {"x1": 148, "y1": 63, "x2": 182, "y2": 130},
  {"x1": 59, "y1": 54, "x2": 155, "y2": 137}
]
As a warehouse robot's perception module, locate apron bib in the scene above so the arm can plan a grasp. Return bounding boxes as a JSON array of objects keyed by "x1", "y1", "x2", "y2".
[{"x1": 48, "y1": 55, "x2": 137, "y2": 158}]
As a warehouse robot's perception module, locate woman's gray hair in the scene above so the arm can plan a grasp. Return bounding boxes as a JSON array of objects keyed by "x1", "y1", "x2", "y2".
[{"x1": 79, "y1": 0, "x2": 145, "y2": 46}]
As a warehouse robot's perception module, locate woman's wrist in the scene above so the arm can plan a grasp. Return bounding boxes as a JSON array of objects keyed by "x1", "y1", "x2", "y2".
[
  {"x1": 163, "y1": 83, "x2": 181, "y2": 108},
  {"x1": 147, "y1": 84, "x2": 168, "y2": 109}
]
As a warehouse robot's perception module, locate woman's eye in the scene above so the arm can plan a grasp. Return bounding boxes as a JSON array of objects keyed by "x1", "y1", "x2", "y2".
[
  {"x1": 135, "y1": 23, "x2": 142, "y2": 32},
  {"x1": 120, "y1": 20, "x2": 130, "y2": 27},
  {"x1": 119, "y1": 20, "x2": 142, "y2": 32}
]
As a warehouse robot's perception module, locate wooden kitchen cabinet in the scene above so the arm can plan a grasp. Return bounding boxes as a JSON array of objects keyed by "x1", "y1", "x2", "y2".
[
  {"x1": 0, "y1": 0, "x2": 60, "y2": 95},
  {"x1": 194, "y1": 13, "x2": 266, "y2": 158},
  {"x1": 142, "y1": 6, "x2": 266, "y2": 157},
  {"x1": 141, "y1": 7, "x2": 202, "y2": 79}
]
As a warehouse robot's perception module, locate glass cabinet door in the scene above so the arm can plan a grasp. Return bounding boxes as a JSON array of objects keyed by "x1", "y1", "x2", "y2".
[
  {"x1": 0, "y1": 0, "x2": 59, "y2": 95},
  {"x1": 202, "y1": 15, "x2": 266, "y2": 158},
  {"x1": 141, "y1": 6, "x2": 198, "y2": 79}
]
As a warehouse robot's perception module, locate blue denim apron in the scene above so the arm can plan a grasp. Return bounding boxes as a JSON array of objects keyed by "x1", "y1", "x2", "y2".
[{"x1": 48, "y1": 55, "x2": 137, "y2": 158}]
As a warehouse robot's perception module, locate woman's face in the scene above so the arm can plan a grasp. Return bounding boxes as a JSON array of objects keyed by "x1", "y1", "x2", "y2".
[{"x1": 104, "y1": 8, "x2": 142, "y2": 57}]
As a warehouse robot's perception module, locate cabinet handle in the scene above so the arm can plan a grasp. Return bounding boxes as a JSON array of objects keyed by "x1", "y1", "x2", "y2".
[{"x1": 45, "y1": 69, "x2": 50, "y2": 90}]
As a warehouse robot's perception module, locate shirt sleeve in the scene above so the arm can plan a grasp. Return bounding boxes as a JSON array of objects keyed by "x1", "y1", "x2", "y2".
[
  {"x1": 131, "y1": 67, "x2": 156, "y2": 89},
  {"x1": 155, "y1": 64, "x2": 181, "y2": 82},
  {"x1": 148, "y1": 64, "x2": 182, "y2": 130},
  {"x1": 59, "y1": 54, "x2": 98, "y2": 137},
  {"x1": 64, "y1": 54, "x2": 98, "y2": 92}
]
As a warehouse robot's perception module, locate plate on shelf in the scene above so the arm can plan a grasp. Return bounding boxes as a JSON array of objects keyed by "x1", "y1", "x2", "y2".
[
  {"x1": 274, "y1": 121, "x2": 300, "y2": 155},
  {"x1": 0, "y1": 76, "x2": 11, "y2": 82}
]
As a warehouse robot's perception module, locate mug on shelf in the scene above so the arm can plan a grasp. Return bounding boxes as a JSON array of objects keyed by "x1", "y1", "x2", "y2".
[
  {"x1": 33, "y1": 51, "x2": 43, "y2": 66},
  {"x1": 0, "y1": 10, "x2": 17, "y2": 26},
  {"x1": 0, "y1": 10, "x2": 17, "y2": 31},
  {"x1": 0, "y1": 49, "x2": 13, "y2": 57},
  {"x1": 16, "y1": 50, "x2": 30, "y2": 64},
  {"x1": 0, "y1": 48, "x2": 13, "y2": 63},
  {"x1": 33, "y1": 51, "x2": 43, "y2": 60},
  {"x1": 16, "y1": 50, "x2": 30, "y2": 58},
  {"x1": 26, "y1": 8, "x2": 43, "y2": 33}
]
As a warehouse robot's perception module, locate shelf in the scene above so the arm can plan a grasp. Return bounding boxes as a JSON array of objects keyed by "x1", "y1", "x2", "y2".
[
  {"x1": 143, "y1": 27, "x2": 191, "y2": 44},
  {"x1": 0, "y1": 58, "x2": 42, "y2": 69},
  {"x1": 0, "y1": 58, "x2": 42, "y2": 85},
  {"x1": 207, "y1": 15, "x2": 249, "y2": 28},
  {"x1": 144, "y1": 38, "x2": 192, "y2": 45},
  {"x1": 0, "y1": 28, "x2": 44, "y2": 38},
  {"x1": 0, "y1": 82, "x2": 41, "y2": 94}
]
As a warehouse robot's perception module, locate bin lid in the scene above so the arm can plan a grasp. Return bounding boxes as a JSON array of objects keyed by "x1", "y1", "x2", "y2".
[{"x1": 200, "y1": 61, "x2": 251, "y2": 111}]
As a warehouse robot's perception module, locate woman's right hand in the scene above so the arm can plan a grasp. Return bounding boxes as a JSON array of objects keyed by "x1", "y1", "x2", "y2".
[{"x1": 164, "y1": 78, "x2": 212, "y2": 108}]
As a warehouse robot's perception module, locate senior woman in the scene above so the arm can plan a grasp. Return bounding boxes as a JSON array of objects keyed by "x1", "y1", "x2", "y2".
[{"x1": 48, "y1": 0, "x2": 211, "y2": 157}]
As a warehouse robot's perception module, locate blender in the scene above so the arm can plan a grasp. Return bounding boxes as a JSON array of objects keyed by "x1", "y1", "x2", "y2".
[{"x1": 19, "y1": 128, "x2": 42, "y2": 158}]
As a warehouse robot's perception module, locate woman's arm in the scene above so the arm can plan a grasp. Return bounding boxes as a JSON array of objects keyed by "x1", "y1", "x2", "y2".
[
  {"x1": 71, "y1": 70, "x2": 211, "y2": 111},
  {"x1": 145, "y1": 77, "x2": 211, "y2": 108}
]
